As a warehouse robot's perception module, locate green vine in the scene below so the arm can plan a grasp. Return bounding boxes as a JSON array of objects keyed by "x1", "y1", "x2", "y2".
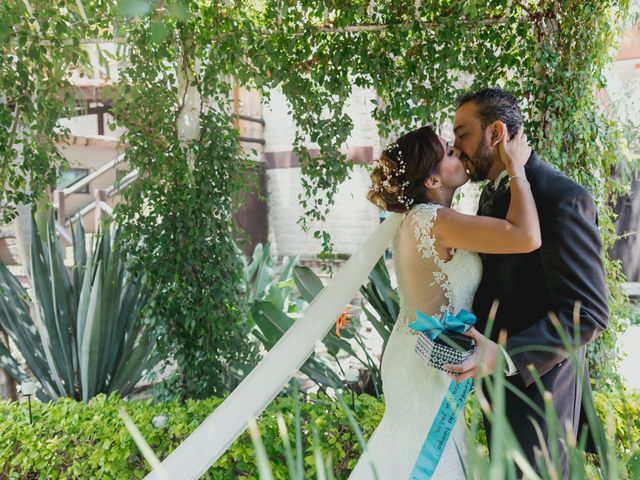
[
  {"x1": 0, "y1": 0, "x2": 96, "y2": 223},
  {"x1": 110, "y1": 5, "x2": 259, "y2": 398}
]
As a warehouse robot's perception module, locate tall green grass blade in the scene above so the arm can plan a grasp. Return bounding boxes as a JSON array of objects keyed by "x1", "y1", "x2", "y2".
[
  {"x1": 335, "y1": 390, "x2": 379, "y2": 480},
  {"x1": 248, "y1": 418, "x2": 274, "y2": 480},
  {"x1": 276, "y1": 412, "x2": 297, "y2": 479}
]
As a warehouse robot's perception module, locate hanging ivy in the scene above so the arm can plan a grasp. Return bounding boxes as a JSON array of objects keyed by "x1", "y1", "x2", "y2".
[
  {"x1": 109, "y1": 5, "x2": 260, "y2": 398},
  {"x1": 0, "y1": 0, "x2": 97, "y2": 223}
]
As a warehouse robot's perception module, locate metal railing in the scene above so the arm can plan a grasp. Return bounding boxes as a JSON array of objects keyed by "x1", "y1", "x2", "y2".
[
  {"x1": 51, "y1": 113, "x2": 264, "y2": 242},
  {"x1": 52, "y1": 153, "x2": 137, "y2": 242},
  {"x1": 65, "y1": 168, "x2": 139, "y2": 231}
]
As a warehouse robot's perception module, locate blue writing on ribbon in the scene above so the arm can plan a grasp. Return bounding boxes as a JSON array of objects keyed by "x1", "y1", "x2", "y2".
[{"x1": 409, "y1": 378, "x2": 473, "y2": 479}]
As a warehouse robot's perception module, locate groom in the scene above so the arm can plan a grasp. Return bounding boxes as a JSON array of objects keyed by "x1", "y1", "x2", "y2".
[{"x1": 444, "y1": 87, "x2": 608, "y2": 476}]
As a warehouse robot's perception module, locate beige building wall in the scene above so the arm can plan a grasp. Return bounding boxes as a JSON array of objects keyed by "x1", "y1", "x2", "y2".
[{"x1": 263, "y1": 86, "x2": 382, "y2": 259}]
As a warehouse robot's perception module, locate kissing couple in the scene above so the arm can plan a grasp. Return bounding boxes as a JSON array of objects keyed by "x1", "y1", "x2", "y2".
[{"x1": 348, "y1": 87, "x2": 608, "y2": 480}]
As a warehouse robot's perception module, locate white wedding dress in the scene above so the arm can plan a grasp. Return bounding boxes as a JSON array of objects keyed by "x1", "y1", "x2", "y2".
[{"x1": 348, "y1": 203, "x2": 483, "y2": 479}]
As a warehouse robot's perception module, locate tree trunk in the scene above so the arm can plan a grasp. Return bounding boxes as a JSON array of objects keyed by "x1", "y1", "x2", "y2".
[{"x1": 11, "y1": 124, "x2": 33, "y2": 278}]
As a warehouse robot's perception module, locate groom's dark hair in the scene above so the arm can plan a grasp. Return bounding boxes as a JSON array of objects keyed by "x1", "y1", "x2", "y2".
[{"x1": 456, "y1": 87, "x2": 523, "y2": 138}]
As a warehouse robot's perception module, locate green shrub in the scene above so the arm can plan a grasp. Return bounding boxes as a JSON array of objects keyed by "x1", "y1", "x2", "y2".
[
  {"x1": 0, "y1": 393, "x2": 384, "y2": 479},
  {"x1": 593, "y1": 390, "x2": 640, "y2": 453},
  {"x1": 0, "y1": 391, "x2": 637, "y2": 478}
]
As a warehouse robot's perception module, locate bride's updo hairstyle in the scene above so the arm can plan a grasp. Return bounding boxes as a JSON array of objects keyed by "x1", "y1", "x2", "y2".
[{"x1": 368, "y1": 126, "x2": 444, "y2": 213}]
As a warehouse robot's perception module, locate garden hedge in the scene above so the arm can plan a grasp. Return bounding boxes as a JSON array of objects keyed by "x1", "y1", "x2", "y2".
[{"x1": 1, "y1": 391, "x2": 637, "y2": 479}]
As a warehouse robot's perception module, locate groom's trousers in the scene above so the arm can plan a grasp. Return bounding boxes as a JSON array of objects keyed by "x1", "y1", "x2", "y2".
[{"x1": 482, "y1": 348, "x2": 593, "y2": 480}]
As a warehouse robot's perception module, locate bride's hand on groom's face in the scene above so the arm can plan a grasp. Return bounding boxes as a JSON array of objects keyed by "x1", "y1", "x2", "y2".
[
  {"x1": 498, "y1": 123, "x2": 531, "y2": 168},
  {"x1": 443, "y1": 327, "x2": 499, "y2": 383}
]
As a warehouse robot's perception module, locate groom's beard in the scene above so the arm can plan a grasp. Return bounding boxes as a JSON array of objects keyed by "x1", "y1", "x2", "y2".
[{"x1": 466, "y1": 141, "x2": 493, "y2": 182}]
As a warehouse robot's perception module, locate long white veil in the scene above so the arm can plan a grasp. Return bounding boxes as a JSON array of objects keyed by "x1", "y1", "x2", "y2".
[{"x1": 145, "y1": 213, "x2": 403, "y2": 480}]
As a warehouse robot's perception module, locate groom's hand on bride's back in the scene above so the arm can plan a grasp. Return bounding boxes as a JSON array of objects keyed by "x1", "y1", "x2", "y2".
[{"x1": 443, "y1": 327, "x2": 499, "y2": 382}]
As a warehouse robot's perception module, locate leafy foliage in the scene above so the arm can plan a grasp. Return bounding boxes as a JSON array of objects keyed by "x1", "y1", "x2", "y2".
[
  {"x1": 109, "y1": 4, "x2": 261, "y2": 399},
  {"x1": 0, "y1": 0, "x2": 98, "y2": 223},
  {"x1": 111, "y1": 0, "x2": 634, "y2": 388},
  {"x1": 0, "y1": 392, "x2": 385, "y2": 479},
  {"x1": 0, "y1": 213, "x2": 156, "y2": 401},
  {"x1": 1, "y1": 0, "x2": 634, "y2": 393},
  {"x1": 1, "y1": 389, "x2": 638, "y2": 478}
]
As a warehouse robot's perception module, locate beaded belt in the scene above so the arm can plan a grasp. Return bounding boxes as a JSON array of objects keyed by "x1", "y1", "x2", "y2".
[{"x1": 415, "y1": 331, "x2": 474, "y2": 374}]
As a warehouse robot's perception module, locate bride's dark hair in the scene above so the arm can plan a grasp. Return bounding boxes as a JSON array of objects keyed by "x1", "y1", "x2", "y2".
[{"x1": 368, "y1": 126, "x2": 444, "y2": 213}]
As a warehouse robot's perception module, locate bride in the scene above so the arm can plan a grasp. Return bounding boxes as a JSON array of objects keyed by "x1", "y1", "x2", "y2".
[{"x1": 348, "y1": 123, "x2": 538, "y2": 479}]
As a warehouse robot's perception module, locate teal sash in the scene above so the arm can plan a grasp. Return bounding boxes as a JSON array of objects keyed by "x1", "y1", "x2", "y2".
[{"x1": 410, "y1": 378, "x2": 473, "y2": 479}]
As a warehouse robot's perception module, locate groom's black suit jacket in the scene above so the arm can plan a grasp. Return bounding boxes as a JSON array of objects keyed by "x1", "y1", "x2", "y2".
[{"x1": 472, "y1": 151, "x2": 608, "y2": 467}]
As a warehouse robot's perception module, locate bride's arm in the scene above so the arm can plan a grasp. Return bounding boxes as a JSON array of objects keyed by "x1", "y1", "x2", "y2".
[{"x1": 432, "y1": 125, "x2": 541, "y2": 254}]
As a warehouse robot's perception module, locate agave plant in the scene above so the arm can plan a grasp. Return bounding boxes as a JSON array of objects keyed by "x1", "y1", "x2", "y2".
[
  {"x1": 241, "y1": 243, "x2": 343, "y2": 390},
  {"x1": 0, "y1": 213, "x2": 158, "y2": 401},
  {"x1": 242, "y1": 243, "x2": 298, "y2": 311}
]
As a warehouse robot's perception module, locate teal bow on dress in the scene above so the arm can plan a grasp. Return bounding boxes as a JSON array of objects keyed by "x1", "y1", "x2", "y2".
[{"x1": 408, "y1": 309, "x2": 476, "y2": 340}]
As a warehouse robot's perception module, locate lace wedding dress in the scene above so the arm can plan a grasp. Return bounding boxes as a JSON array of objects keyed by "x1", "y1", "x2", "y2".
[{"x1": 348, "y1": 203, "x2": 483, "y2": 480}]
